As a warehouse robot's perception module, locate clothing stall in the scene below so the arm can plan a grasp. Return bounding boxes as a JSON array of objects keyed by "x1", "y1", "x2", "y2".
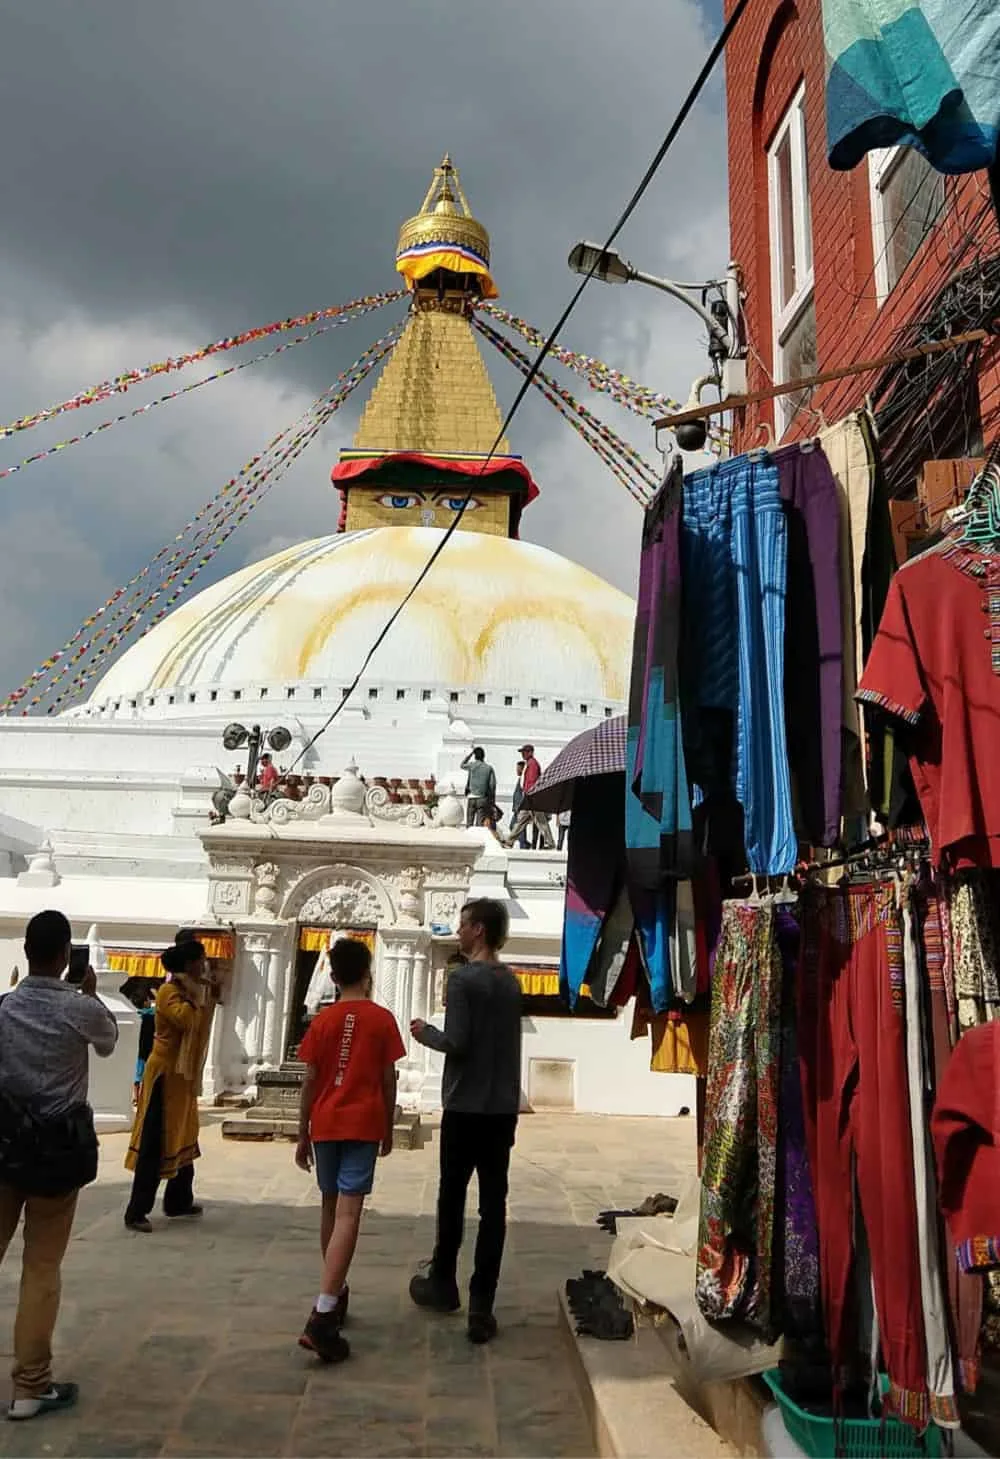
[{"x1": 558, "y1": 422, "x2": 1000, "y2": 1447}]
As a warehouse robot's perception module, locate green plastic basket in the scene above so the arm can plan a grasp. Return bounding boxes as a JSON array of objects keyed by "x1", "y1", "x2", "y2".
[{"x1": 761, "y1": 1370, "x2": 941, "y2": 1458}]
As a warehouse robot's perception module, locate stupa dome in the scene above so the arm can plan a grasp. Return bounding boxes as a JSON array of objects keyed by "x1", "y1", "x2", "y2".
[{"x1": 86, "y1": 527, "x2": 634, "y2": 715}]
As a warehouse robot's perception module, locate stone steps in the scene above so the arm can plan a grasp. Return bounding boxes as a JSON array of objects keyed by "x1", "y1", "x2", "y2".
[{"x1": 221, "y1": 1061, "x2": 422, "y2": 1148}]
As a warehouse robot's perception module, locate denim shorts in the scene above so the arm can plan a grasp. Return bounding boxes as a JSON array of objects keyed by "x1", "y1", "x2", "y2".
[{"x1": 313, "y1": 1139, "x2": 379, "y2": 1197}]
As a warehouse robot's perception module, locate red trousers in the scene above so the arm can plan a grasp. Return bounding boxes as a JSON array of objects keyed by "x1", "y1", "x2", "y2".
[{"x1": 798, "y1": 886, "x2": 929, "y2": 1425}]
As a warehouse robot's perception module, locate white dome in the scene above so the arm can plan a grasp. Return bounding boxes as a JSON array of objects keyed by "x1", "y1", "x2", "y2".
[{"x1": 88, "y1": 528, "x2": 635, "y2": 710}]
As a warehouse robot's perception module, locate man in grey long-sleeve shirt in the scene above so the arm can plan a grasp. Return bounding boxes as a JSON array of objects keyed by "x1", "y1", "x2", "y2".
[
  {"x1": 409, "y1": 898, "x2": 522, "y2": 1344},
  {"x1": 0, "y1": 911, "x2": 118, "y2": 1423}
]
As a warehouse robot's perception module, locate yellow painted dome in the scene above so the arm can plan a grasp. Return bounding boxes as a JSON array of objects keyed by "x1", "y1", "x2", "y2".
[{"x1": 88, "y1": 528, "x2": 634, "y2": 709}]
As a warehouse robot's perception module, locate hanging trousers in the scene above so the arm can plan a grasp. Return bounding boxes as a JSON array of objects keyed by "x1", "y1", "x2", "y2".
[
  {"x1": 901, "y1": 896, "x2": 958, "y2": 1427},
  {"x1": 798, "y1": 887, "x2": 930, "y2": 1425},
  {"x1": 124, "y1": 1079, "x2": 196, "y2": 1223},
  {"x1": 681, "y1": 457, "x2": 797, "y2": 875},
  {"x1": 432, "y1": 1111, "x2": 517, "y2": 1313},
  {"x1": 696, "y1": 902, "x2": 782, "y2": 1334}
]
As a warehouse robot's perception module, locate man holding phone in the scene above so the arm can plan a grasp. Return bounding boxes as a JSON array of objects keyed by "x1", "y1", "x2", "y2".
[{"x1": 0, "y1": 911, "x2": 118, "y2": 1421}]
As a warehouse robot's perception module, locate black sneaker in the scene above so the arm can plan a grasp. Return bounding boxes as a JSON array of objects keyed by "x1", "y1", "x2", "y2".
[
  {"x1": 8, "y1": 1383, "x2": 79, "y2": 1421},
  {"x1": 467, "y1": 1310, "x2": 498, "y2": 1345},
  {"x1": 409, "y1": 1267, "x2": 461, "y2": 1313},
  {"x1": 299, "y1": 1309, "x2": 350, "y2": 1364},
  {"x1": 124, "y1": 1215, "x2": 153, "y2": 1234},
  {"x1": 165, "y1": 1204, "x2": 203, "y2": 1219}
]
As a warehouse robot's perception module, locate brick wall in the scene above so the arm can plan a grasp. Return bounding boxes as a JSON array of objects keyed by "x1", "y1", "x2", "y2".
[{"x1": 724, "y1": 0, "x2": 1000, "y2": 470}]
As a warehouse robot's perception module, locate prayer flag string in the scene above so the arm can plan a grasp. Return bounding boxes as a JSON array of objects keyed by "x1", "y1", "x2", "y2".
[
  {"x1": 478, "y1": 303, "x2": 727, "y2": 453},
  {"x1": 0, "y1": 298, "x2": 400, "y2": 483},
  {"x1": 0, "y1": 290, "x2": 405, "y2": 441},
  {"x1": 2, "y1": 325, "x2": 403, "y2": 715},
  {"x1": 474, "y1": 318, "x2": 659, "y2": 504}
]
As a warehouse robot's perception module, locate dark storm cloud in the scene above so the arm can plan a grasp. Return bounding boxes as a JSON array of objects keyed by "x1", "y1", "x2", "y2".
[{"x1": 0, "y1": 0, "x2": 728, "y2": 692}]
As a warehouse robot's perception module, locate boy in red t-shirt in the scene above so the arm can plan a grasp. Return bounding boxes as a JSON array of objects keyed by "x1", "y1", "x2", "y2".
[{"x1": 295, "y1": 938, "x2": 405, "y2": 1362}]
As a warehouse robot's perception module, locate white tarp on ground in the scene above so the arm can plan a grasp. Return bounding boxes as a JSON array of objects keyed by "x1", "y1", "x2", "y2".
[{"x1": 607, "y1": 1175, "x2": 784, "y2": 1385}]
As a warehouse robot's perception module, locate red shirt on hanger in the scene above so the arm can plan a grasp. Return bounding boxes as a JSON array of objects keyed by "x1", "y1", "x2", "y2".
[{"x1": 858, "y1": 545, "x2": 1000, "y2": 870}]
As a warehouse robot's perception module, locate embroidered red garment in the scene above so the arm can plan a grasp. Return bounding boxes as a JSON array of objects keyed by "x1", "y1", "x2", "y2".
[
  {"x1": 931, "y1": 1023, "x2": 1000, "y2": 1274},
  {"x1": 858, "y1": 551, "x2": 1000, "y2": 869}
]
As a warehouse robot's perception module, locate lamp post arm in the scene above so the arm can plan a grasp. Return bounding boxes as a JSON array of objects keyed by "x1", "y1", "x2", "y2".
[{"x1": 628, "y1": 268, "x2": 731, "y2": 350}]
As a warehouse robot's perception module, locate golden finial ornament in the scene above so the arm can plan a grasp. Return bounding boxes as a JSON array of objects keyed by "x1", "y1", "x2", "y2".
[{"x1": 395, "y1": 155, "x2": 497, "y2": 299}]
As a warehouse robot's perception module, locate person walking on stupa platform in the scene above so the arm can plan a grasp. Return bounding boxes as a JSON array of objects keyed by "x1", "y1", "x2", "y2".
[
  {"x1": 0, "y1": 910, "x2": 118, "y2": 1422},
  {"x1": 461, "y1": 747, "x2": 496, "y2": 828},
  {"x1": 257, "y1": 753, "x2": 280, "y2": 796},
  {"x1": 503, "y1": 746, "x2": 554, "y2": 849},
  {"x1": 408, "y1": 898, "x2": 523, "y2": 1344},
  {"x1": 295, "y1": 938, "x2": 405, "y2": 1364},
  {"x1": 123, "y1": 937, "x2": 219, "y2": 1233}
]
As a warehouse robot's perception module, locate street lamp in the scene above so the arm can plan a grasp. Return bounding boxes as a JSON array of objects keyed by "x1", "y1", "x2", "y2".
[{"x1": 567, "y1": 242, "x2": 746, "y2": 451}]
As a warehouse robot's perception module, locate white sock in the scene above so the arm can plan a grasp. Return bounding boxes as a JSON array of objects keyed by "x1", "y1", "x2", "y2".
[{"x1": 316, "y1": 1292, "x2": 338, "y2": 1313}]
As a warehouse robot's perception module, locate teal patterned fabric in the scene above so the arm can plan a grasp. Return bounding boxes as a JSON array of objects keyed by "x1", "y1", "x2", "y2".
[{"x1": 823, "y1": 0, "x2": 1000, "y2": 173}]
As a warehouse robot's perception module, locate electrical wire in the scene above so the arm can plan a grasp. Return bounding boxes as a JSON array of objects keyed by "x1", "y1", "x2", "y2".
[{"x1": 286, "y1": 0, "x2": 753, "y2": 772}]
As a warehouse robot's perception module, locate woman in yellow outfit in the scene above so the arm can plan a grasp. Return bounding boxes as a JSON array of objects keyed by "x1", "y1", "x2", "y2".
[{"x1": 123, "y1": 938, "x2": 217, "y2": 1233}]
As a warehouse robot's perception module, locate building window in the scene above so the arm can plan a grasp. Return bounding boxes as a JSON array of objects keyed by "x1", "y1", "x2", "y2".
[
  {"x1": 368, "y1": 687, "x2": 379, "y2": 701},
  {"x1": 210, "y1": 690, "x2": 218, "y2": 702},
  {"x1": 168, "y1": 694, "x2": 175, "y2": 706},
  {"x1": 476, "y1": 692, "x2": 486, "y2": 705},
  {"x1": 286, "y1": 687, "x2": 296, "y2": 700},
  {"x1": 188, "y1": 693, "x2": 196, "y2": 704},
  {"x1": 869, "y1": 147, "x2": 945, "y2": 304},
  {"x1": 504, "y1": 695, "x2": 513, "y2": 707},
  {"x1": 530, "y1": 697, "x2": 539, "y2": 709},
  {"x1": 605, "y1": 707, "x2": 613, "y2": 718},
  {"x1": 555, "y1": 700, "x2": 564, "y2": 712},
  {"x1": 768, "y1": 85, "x2": 815, "y2": 435},
  {"x1": 259, "y1": 687, "x2": 268, "y2": 700},
  {"x1": 580, "y1": 704, "x2": 588, "y2": 715},
  {"x1": 449, "y1": 691, "x2": 459, "y2": 703},
  {"x1": 313, "y1": 687, "x2": 323, "y2": 700},
  {"x1": 232, "y1": 689, "x2": 241, "y2": 702},
  {"x1": 396, "y1": 689, "x2": 406, "y2": 701},
  {"x1": 421, "y1": 689, "x2": 432, "y2": 702}
]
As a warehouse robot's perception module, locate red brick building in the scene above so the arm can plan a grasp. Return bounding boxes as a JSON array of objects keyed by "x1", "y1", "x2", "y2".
[{"x1": 724, "y1": 0, "x2": 1000, "y2": 504}]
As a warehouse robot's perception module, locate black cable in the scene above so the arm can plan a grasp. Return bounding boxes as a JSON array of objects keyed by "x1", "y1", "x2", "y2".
[{"x1": 287, "y1": 0, "x2": 752, "y2": 772}]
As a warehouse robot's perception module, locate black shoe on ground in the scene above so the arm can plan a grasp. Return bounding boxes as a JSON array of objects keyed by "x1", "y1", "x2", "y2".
[
  {"x1": 467, "y1": 1310, "x2": 498, "y2": 1345},
  {"x1": 7, "y1": 1383, "x2": 79, "y2": 1422},
  {"x1": 334, "y1": 1285, "x2": 349, "y2": 1325},
  {"x1": 299, "y1": 1309, "x2": 350, "y2": 1364},
  {"x1": 165, "y1": 1204, "x2": 203, "y2": 1219},
  {"x1": 124, "y1": 1215, "x2": 153, "y2": 1234},
  {"x1": 409, "y1": 1268, "x2": 461, "y2": 1313}
]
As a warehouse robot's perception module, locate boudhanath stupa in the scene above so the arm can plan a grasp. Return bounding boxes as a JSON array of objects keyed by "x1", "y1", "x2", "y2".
[{"x1": 0, "y1": 160, "x2": 691, "y2": 1119}]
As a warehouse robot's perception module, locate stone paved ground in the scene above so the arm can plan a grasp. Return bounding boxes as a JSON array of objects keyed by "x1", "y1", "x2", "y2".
[{"x1": 0, "y1": 1112, "x2": 696, "y2": 1459}]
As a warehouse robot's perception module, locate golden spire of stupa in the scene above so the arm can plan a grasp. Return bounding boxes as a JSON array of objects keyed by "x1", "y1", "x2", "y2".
[{"x1": 351, "y1": 156, "x2": 508, "y2": 457}]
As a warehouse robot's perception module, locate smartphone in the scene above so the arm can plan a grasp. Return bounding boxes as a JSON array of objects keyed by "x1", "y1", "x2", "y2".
[{"x1": 66, "y1": 946, "x2": 90, "y2": 985}]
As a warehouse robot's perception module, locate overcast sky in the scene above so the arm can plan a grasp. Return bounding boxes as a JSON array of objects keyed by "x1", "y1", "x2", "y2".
[{"x1": 0, "y1": 1, "x2": 729, "y2": 701}]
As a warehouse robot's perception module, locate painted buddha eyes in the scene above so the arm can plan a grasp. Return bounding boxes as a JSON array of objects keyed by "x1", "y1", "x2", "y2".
[
  {"x1": 375, "y1": 493, "x2": 482, "y2": 513},
  {"x1": 378, "y1": 493, "x2": 421, "y2": 510}
]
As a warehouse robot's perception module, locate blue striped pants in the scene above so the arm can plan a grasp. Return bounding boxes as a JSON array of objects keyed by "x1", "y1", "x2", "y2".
[{"x1": 681, "y1": 456, "x2": 796, "y2": 875}]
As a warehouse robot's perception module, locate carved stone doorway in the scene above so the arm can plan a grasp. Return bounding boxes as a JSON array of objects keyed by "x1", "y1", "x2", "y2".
[{"x1": 285, "y1": 924, "x2": 378, "y2": 1058}]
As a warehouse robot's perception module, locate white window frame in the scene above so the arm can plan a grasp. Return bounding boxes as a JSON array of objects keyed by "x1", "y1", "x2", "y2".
[
  {"x1": 868, "y1": 145, "x2": 940, "y2": 306},
  {"x1": 767, "y1": 84, "x2": 814, "y2": 435}
]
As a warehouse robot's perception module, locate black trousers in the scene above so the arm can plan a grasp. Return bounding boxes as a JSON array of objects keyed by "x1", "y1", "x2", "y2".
[
  {"x1": 124, "y1": 1079, "x2": 196, "y2": 1222},
  {"x1": 432, "y1": 1110, "x2": 517, "y2": 1311}
]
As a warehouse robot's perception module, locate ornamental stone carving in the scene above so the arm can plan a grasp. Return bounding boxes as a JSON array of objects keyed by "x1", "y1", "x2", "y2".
[
  {"x1": 212, "y1": 879, "x2": 250, "y2": 916},
  {"x1": 428, "y1": 890, "x2": 461, "y2": 932},
  {"x1": 253, "y1": 862, "x2": 280, "y2": 919},
  {"x1": 393, "y1": 865, "x2": 424, "y2": 927},
  {"x1": 298, "y1": 881, "x2": 384, "y2": 928}
]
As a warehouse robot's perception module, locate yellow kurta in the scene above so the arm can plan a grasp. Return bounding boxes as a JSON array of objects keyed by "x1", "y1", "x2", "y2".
[{"x1": 125, "y1": 983, "x2": 213, "y2": 1179}]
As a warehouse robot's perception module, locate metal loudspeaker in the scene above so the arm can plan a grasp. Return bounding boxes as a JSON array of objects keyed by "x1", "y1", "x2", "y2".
[
  {"x1": 222, "y1": 723, "x2": 249, "y2": 752},
  {"x1": 267, "y1": 726, "x2": 292, "y2": 752}
]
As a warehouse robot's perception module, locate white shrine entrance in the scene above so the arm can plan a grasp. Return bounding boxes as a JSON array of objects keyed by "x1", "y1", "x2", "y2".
[{"x1": 197, "y1": 772, "x2": 484, "y2": 1113}]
